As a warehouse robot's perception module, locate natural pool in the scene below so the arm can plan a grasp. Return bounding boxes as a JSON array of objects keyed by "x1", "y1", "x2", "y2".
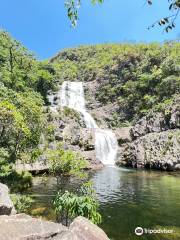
[{"x1": 26, "y1": 166, "x2": 180, "y2": 240}]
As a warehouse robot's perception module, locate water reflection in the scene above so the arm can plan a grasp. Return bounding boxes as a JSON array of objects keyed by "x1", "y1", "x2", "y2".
[
  {"x1": 27, "y1": 167, "x2": 180, "y2": 240},
  {"x1": 92, "y1": 167, "x2": 180, "y2": 240}
]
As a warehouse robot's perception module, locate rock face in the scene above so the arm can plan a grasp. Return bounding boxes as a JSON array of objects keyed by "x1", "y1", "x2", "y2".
[
  {"x1": 117, "y1": 97, "x2": 180, "y2": 171},
  {"x1": 118, "y1": 130, "x2": 180, "y2": 170},
  {"x1": 0, "y1": 214, "x2": 109, "y2": 240},
  {"x1": 130, "y1": 97, "x2": 180, "y2": 139},
  {"x1": 0, "y1": 183, "x2": 15, "y2": 215},
  {"x1": 115, "y1": 127, "x2": 132, "y2": 145}
]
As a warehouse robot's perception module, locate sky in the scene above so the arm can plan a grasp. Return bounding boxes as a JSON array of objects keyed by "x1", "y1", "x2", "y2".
[{"x1": 0, "y1": 0, "x2": 179, "y2": 59}]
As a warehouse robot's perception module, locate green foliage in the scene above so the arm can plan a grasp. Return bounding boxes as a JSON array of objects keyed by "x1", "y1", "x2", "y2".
[
  {"x1": 11, "y1": 194, "x2": 34, "y2": 213},
  {"x1": 53, "y1": 182, "x2": 101, "y2": 226},
  {"x1": 0, "y1": 148, "x2": 12, "y2": 178},
  {"x1": 65, "y1": 0, "x2": 103, "y2": 26},
  {"x1": 0, "y1": 166, "x2": 32, "y2": 192},
  {"x1": 48, "y1": 145, "x2": 88, "y2": 184},
  {"x1": 0, "y1": 31, "x2": 56, "y2": 98},
  {"x1": 52, "y1": 42, "x2": 180, "y2": 125},
  {"x1": 0, "y1": 31, "x2": 55, "y2": 182},
  {"x1": 62, "y1": 106, "x2": 81, "y2": 122},
  {"x1": 5, "y1": 171, "x2": 32, "y2": 192},
  {"x1": 0, "y1": 87, "x2": 45, "y2": 162}
]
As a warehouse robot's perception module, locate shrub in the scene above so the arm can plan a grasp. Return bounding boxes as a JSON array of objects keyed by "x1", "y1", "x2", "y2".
[{"x1": 11, "y1": 194, "x2": 34, "y2": 213}]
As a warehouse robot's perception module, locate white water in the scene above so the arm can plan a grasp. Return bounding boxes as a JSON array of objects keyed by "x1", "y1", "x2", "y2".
[{"x1": 60, "y1": 81, "x2": 118, "y2": 165}]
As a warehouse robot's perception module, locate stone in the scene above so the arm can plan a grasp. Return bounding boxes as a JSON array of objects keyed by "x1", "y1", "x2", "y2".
[
  {"x1": 0, "y1": 183, "x2": 15, "y2": 215},
  {"x1": 69, "y1": 216, "x2": 109, "y2": 240},
  {"x1": 175, "y1": 164, "x2": 180, "y2": 170},
  {"x1": 0, "y1": 214, "x2": 110, "y2": 240},
  {"x1": 55, "y1": 133, "x2": 63, "y2": 141},
  {"x1": 0, "y1": 214, "x2": 67, "y2": 240},
  {"x1": 15, "y1": 160, "x2": 49, "y2": 174},
  {"x1": 115, "y1": 127, "x2": 132, "y2": 145}
]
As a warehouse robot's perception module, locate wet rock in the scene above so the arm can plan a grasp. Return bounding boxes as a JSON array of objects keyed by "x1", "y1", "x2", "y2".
[{"x1": 81, "y1": 129, "x2": 95, "y2": 151}]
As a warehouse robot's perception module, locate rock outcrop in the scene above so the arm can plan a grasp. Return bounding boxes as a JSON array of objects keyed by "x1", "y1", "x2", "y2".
[
  {"x1": 0, "y1": 183, "x2": 15, "y2": 215},
  {"x1": 115, "y1": 127, "x2": 132, "y2": 145},
  {"x1": 130, "y1": 97, "x2": 180, "y2": 139},
  {"x1": 0, "y1": 214, "x2": 109, "y2": 240},
  {"x1": 117, "y1": 97, "x2": 180, "y2": 171},
  {"x1": 117, "y1": 130, "x2": 180, "y2": 170}
]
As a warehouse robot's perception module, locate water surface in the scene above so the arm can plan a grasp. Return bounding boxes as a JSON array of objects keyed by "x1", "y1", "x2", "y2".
[{"x1": 27, "y1": 167, "x2": 180, "y2": 240}]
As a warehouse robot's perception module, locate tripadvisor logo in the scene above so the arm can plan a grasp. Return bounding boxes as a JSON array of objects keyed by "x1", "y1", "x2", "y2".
[
  {"x1": 135, "y1": 227, "x2": 174, "y2": 236},
  {"x1": 135, "y1": 227, "x2": 143, "y2": 236}
]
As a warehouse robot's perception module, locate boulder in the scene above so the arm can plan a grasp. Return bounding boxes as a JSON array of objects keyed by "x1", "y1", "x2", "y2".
[
  {"x1": 0, "y1": 214, "x2": 67, "y2": 240},
  {"x1": 0, "y1": 214, "x2": 110, "y2": 240},
  {"x1": 69, "y1": 216, "x2": 109, "y2": 240},
  {"x1": 0, "y1": 183, "x2": 15, "y2": 215}
]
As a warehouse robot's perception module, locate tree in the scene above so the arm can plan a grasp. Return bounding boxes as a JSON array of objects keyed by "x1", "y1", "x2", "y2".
[
  {"x1": 0, "y1": 100, "x2": 30, "y2": 161},
  {"x1": 147, "y1": 0, "x2": 180, "y2": 32},
  {"x1": 65, "y1": 0, "x2": 103, "y2": 26},
  {"x1": 0, "y1": 31, "x2": 56, "y2": 98},
  {"x1": 64, "y1": 0, "x2": 180, "y2": 31},
  {"x1": 47, "y1": 144, "x2": 88, "y2": 188},
  {"x1": 0, "y1": 85, "x2": 45, "y2": 162},
  {"x1": 48, "y1": 145, "x2": 101, "y2": 226}
]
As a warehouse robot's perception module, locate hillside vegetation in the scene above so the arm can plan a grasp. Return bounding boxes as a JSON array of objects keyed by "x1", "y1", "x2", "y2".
[
  {"x1": 52, "y1": 43, "x2": 180, "y2": 126},
  {"x1": 0, "y1": 31, "x2": 180, "y2": 177}
]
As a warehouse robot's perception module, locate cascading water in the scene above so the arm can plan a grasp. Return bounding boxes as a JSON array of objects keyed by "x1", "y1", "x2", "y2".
[{"x1": 60, "y1": 81, "x2": 118, "y2": 165}]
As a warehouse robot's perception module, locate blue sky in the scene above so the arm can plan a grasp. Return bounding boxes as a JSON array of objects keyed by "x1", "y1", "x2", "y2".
[{"x1": 0, "y1": 0, "x2": 179, "y2": 59}]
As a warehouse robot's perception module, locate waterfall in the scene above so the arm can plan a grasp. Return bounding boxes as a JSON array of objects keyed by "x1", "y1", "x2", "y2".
[{"x1": 60, "y1": 81, "x2": 118, "y2": 165}]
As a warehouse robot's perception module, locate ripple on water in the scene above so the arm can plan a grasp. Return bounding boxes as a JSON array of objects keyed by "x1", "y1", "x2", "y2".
[{"x1": 27, "y1": 166, "x2": 180, "y2": 240}]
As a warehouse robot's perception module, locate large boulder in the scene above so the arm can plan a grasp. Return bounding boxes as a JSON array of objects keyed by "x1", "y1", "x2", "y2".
[
  {"x1": 0, "y1": 214, "x2": 67, "y2": 240},
  {"x1": 0, "y1": 214, "x2": 110, "y2": 240},
  {"x1": 69, "y1": 216, "x2": 109, "y2": 240},
  {"x1": 0, "y1": 183, "x2": 15, "y2": 215}
]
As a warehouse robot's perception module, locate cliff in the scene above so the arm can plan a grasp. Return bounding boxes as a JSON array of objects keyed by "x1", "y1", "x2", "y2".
[{"x1": 50, "y1": 43, "x2": 180, "y2": 171}]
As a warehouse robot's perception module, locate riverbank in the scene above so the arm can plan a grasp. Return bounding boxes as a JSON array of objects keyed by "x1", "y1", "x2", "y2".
[{"x1": 0, "y1": 183, "x2": 109, "y2": 240}]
